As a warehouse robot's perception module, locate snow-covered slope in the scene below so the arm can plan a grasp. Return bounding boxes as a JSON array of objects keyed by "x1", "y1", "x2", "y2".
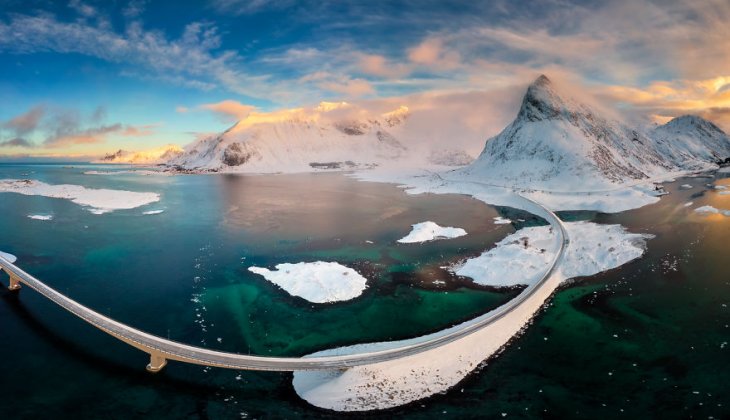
[
  {"x1": 98, "y1": 144, "x2": 183, "y2": 164},
  {"x1": 651, "y1": 115, "x2": 730, "y2": 167},
  {"x1": 462, "y1": 75, "x2": 730, "y2": 189},
  {"x1": 167, "y1": 103, "x2": 411, "y2": 172}
]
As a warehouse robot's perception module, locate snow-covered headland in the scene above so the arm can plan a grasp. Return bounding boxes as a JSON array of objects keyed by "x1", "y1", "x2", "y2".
[
  {"x1": 248, "y1": 261, "x2": 368, "y2": 303},
  {"x1": 397, "y1": 221, "x2": 467, "y2": 243},
  {"x1": 0, "y1": 179, "x2": 160, "y2": 214}
]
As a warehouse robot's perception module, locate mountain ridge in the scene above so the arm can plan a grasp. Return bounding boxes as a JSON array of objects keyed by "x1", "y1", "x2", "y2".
[{"x1": 463, "y1": 75, "x2": 730, "y2": 189}]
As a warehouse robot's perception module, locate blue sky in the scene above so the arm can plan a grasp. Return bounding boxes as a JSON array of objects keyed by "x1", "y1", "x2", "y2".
[{"x1": 1, "y1": 0, "x2": 729, "y2": 159}]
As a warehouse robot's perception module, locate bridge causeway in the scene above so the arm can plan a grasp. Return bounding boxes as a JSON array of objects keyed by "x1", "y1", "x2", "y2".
[{"x1": 0, "y1": 193, "x2": 567, "y2": 374}]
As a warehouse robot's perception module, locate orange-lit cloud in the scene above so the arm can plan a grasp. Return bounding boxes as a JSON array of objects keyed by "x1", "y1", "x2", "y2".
[
  {"x1": 318, "y1": 77, "x2": 374, "y2": 98},
  {"x1": 45, "y1": 123, "x2": 157, "y2": 148},
  {"x1": 599, "y1": 76, "x2": 730, "y2": 130},
  {"x1": 200, "y1": 100, "x2": 256, "y2": 122},
  {"x1": 357, "y1": 54, "x2": 410, "y2": 78},
  {"x1": 407, "y1": 38, "x2": 461, "y2": 70}
]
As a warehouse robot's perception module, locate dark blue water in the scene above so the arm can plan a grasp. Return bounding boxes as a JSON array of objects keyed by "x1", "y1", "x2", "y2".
[
  {"x1": 1, "y1": 165, "x2": 727, "y2": 418},
  {"x1": 0, "y1": 164, "x2": 530, "y2": 418}
]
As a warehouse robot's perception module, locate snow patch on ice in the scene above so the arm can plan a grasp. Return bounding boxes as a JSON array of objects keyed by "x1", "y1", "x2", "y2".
[
  {"x1": 0, "y1": 179, "x2": 159, "y2": 214},
  {"x1": 452, "y1": 222, "x2": 652, "y2": 287},
  {"x1": 248, "y1": 261, "x2": 367, "y2": 303},
  {"x1": 680, "y1": 184, "x2": 693, "y2": 189},
  {"x1": 493, "y1": 216, "x2": 512, "y2": 224},
  {"x1": 28, "y1": 214, "x2": 53, "y2": 220},
  {"x1": 397, "y1": 221, "x2": 466, "y2": 243}
]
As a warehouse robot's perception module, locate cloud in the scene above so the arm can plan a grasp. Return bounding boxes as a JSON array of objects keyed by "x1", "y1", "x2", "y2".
[
  {"x1": 318, "y1": 77, "x2": 375, "y2": 98},
  {"x1": 2, "y1": 105, "x2": 45, "y2": 136},
  {"x1": 0, "y1": 14, "x2": 268, "y2": 99},
  {"x1": 122, "y1": 0, "x2": 147, "y2": 18},
  {"x1": 407, "y1": 38, "x2": 461, "y2": 70},
  {"x1": 0, "y1": 105, "x2": 157, "y2": 150},
  {"x1": 211, "y1": 0, "x2": 295, "y2": 15},
  {"x1": 200, "y1": 100, "x2": 257, "y2": 122},
  {"x1": 357, "y1": 54, "x2": 410, "y2": 78},
  {"x1": 0, "y1": 138, "x2": 34, "y2": 148},
  {"x1": 68, "y1": 0, "x2": 98, "y2": 18},
  {"x1": 598, "y1": 76, "x2": 730, "y2": 130},
  {"x1": 45, "y1": 124, "x2": 124, "y2": 147}
]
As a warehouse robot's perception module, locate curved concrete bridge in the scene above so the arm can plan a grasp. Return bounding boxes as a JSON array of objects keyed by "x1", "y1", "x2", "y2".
[{"x1": 0, "y1": 194, "x2": 567, "y2": 374}]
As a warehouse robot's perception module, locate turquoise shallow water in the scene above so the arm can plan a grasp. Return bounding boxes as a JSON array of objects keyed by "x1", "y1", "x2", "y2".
[
  {"x1": 0, "y1": 164, "x2": 526, "y2": 418},
  {"x1": 0, "y1": 165, "x2": 728, "y2": 418}
]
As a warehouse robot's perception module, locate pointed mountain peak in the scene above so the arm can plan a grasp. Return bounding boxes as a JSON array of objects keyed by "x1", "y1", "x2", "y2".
[
  {"x1": 517, "y1": 74, "x2": 575, "y2": 122},
  {"x1": 532, "y1": 74, "x2": 552, "y2": 87}
]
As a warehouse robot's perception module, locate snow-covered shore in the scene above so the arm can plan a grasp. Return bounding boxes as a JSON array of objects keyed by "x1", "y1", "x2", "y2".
[
  {"x1": 248, "y1": 261, "x2": 368, "y2": 303},
  {"x1": 352, "y1": 168, "x2": 679, "y2": 213},
  {"x1": 0, "y1": 179, "x2": 159, "y2": 214},
  {"x1": 397, "y1": 221, "x2": 466, "y2": 243},
  {"x1": 84, "y1": 170, "x2": 170, "y2": 176}
]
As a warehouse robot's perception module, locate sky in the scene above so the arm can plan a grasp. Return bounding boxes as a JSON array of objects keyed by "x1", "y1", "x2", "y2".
[{"x1": 1, "y1": 0, "x2": 729, "y2": 160}]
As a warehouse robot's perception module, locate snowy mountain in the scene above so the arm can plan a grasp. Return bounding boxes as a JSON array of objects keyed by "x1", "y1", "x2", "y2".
[
  {"x1": 462, "y1": 75, "x2": 730, "y2": 189},
  {"x1": 651, "y1": 115, "x2": 730, "y2": 167},
  {"x1": 167, "y1": 103, "x2": 411, "y2": 172},
  {"x1": 98, "y1": 144, "x2": 184, "y2": 164}
]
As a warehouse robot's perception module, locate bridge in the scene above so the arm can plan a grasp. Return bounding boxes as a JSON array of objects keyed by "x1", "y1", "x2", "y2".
[{"x1": 0, "y1": 193, "x2": 568, "y2": 374}]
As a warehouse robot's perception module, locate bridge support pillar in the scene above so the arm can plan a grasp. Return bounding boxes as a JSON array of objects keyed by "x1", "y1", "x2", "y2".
[
  {"x1": 146, "y1": 353, "x2": 167, "y2": 373},
  {"x1": 8, "y1": 273, "x2": 21, "y2": 291}
]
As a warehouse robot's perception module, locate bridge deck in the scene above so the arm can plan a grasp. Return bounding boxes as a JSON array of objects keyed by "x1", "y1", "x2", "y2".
[{"x1": 0, "y1": 193, "x2": 567, "y2": 372}]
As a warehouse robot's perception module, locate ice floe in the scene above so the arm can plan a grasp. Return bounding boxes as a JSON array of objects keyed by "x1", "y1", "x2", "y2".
[
  {"x1": 397, "y1": 221, "x2": 466, "y2": 243},
  {"x1": 27, "y1": 214, "x2": 53, "y2": 220},
  {"x1": 493, "y1": 216, "x2": 512, "y2": 224},
  {"x1": 143, "y1": 210, "x2": 165, "y2": 215},
  {"x1": 694, "y1": 205, "x2": 730, "y2": 216},
  {"x1": 248, "y1": 261, "x2": 367, "y2": 303},
  {"x1": 452, "y1": 222, "x2": 652, "y2": 287},
  {"x1": 0, "y1": 179, "x2": 159, "y2": 214},
  {"x1": 680, "y1": 184, "x2": 693, "y2": 189}
]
